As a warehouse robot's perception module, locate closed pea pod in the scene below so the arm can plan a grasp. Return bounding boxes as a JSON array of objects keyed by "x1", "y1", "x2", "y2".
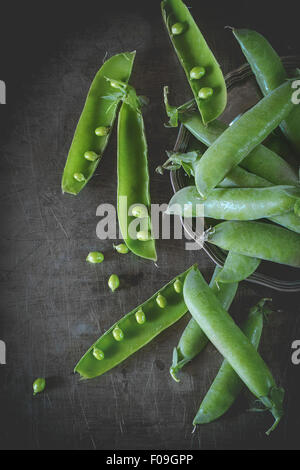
[
  {"x1": 161, "y1": 0, "x2": 227, "y2": 125},
  {"x1": 170, "y1": 265, "x2": 238, "y2": 382},
  {"x1": 215, "y1": 252, "x2": 261, "y2": 284},
  {"x1": 208, "y1": 221, "x2": 300, "y2": 268},
  {"x1": 183, "y1": 267, "x2": 284, "y2": 434},
  {"x1": 62, "y1": 52, "x2": 136, "y2": 195},
  {"x1": 117, "y1": 84, "x2": 157, "y2": 261},
  {"x1": 193, "y1": 80, "x2": 297, "y2": 198},
  {"x1": 194, "y1": 299, "x2": 271, "y2": 425},
  {"x1": 233, "y1": 28, "x2": 300, "y2": 155},
  {"x1": 75, "y1": 266, "x2": 194, "y2": 379},
  {"x1": 167, "y1": 185, "x2": 300, "y2": 220}
]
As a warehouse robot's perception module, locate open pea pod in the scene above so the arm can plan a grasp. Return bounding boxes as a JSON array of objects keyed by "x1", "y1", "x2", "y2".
[
  {"x1": 232, "y1": 28, "x2": 300, "y2": 155},
  {"x1": 117, "y1": 85, "x2": 157, "y2": 261},
  {"x1": 75, "y1": 266, "x2": 194, "y2": 379},
  {"x1": 62, "y1": 51, "x2": 136, "y2": 195},
  {"x1": 161, "y1": 0, "x2": 227, "y2": 125}
]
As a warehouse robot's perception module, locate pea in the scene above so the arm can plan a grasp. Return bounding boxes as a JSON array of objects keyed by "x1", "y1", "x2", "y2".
[
  {"x1": 108, "y1": 274, "x2": 120, "y2": 292},
  {"x1": 86, "y1": 252, "x2": 104, "y2": 264},
  {"x1": 198, "y1": 87, "x2": 214, "y2": 100},
  {"x1": 84, "y1": 151, "x2": 99, "y2": 162},
  {"x1": 156, "y1": 294, "x2": 167, "y2": 309},
  {"x1": 110, "y1": 80, "x2": 120, "y2": 89},
  {"x1": 95, "y1": 126, "x2": 110, "y2": 137},
  {"x1": 114, "y1": 244, "x2": 129, "y2": 254},
  {"x1": 190, "y1": 66, "x2": 206, "y2": 80},
  {"x1": 137, "y1": 231, "x2": 151, "y2": 242},
  {"x1": 132, "y1": 205, "x2": 149, "y2": 219},
  {"x1": 135, "y1": 309, "x2": 146, "y2": 325},
  {"x1": 73, "y1": 173, "x2": 86, "y2": 182},
  {"x1": 171, "y1": 22, "x2": 185, "y2": 35},
  {"x1": 113, "y1": 326, "x2": 124, "y2": 342},
  {"x1": 93, "y1": 348, "x2": 105, "y2": 361},
  {"x1": 33, "y1": 378, "x2": 46, "y2": 396},
  {"x1": 174, "y1": 279, "x2": 183, "y2": 294}
]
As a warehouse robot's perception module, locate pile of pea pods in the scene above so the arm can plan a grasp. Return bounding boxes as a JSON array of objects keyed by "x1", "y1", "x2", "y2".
[{"x1": 61, "y1": 0, "x2": 300, "y2": 435}]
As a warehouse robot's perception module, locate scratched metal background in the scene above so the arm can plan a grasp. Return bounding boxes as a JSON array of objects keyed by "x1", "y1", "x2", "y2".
[{"x1": 0, "y1": 0, "x2": 299, "y2": 450}]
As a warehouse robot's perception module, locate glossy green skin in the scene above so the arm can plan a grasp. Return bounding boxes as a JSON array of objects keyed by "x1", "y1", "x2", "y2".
[
  {"x1": 194, "y1": 81, "x2": 297, "y2": 198},
  {"x1": 33, "y1": 378, "x2": 46, "y2": 396},
  {"x1": 168, "y1": 185, "x2": 300, "y2": 220},
  {"x1": 233, "y1": 28, "x2": 300, "y2": 154},
  {"x1": 194, "y1": 299, "x2": 266, "y2": 425},
  {"x1": 161, "y1": 0, "x2": 227, "y2": 125},
  {"x1": 209, "y1": 221, "x2": 300, "y2": 268},
  {"x1": 75, "y1": 267, "x2": 194, "y2": 379},
  {"x1": 117, "y1": 97, "x2": 157, "y2": 262},
  {"x1": 180, "y1": 111, "x2": 298, "y2": 187},
  {"x1": 216, "y1": 252, "x2": 260, "y2": 284},
  {"x1": 62, "y1": 52, "x2": 136, "y2": 195},
  {"x1": 171, "y1": 266, "x2": 238, "y2": 381},
  {"x1": 183, "y1": 267, "x2": 284, "y2": 433}
]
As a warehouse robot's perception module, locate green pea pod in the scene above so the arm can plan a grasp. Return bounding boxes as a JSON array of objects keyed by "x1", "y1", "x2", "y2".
[
  {"x1": 193, "y1": 298, "x2": 271, "y2": 425},
  {"x1": 215, "y1": 252, "x2": 260, "y2": 284},
  {"x1": 170, "y1": 266, "x2": 238, "y2": 382},
  {"x1": 194, "y1": 81, "x2": 298, "y2": 198},
  {"x1": 208, "y1": 221, "x2": 300, "y2": 268},
  {"x1": 167, "y1": 185, "x2": 300, "y2": 220},
  {"x1": 183, "y1": 267, "x2": 284, "y2": 435},
  {"x1": 117, "y1": 85, "x2": 157, "y2": 261},
  {"x1": 179, "y1": 108, "x2": 298, "y2": 187},
  {"x1": 161, "y1": 0, "x2": 227, "y2": 125},
  {"x1": 233, "y1": 28, "x2": 300, "y2": 154},
  {"x1": 75, "y1": 266, "x2": 194, "y2": 379},
  {"x1": 62, "y1": 52, "x2": 136, "y2": 195}
]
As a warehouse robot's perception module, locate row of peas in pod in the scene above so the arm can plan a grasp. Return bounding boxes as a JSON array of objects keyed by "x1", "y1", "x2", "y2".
[{"x1": 58, "y1": 0, "x2": 300, "y2": 434}]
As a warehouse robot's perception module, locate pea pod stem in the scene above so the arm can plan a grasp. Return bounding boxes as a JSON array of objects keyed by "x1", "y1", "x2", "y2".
[
  {"x1": 193, "y1": 298, "x2": 272, "y2": 426},
  {"x1": 75, "y1": 266, "x2": 195, "y2": 379},
  {"x1": 183, "y1": 267, "x2": 284, "y2": 434},
  {"x1": 62, "y1": 52, "x2": 136, "y2": 195}
]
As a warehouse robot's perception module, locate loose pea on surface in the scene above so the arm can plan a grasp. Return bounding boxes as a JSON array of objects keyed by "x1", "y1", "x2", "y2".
[
  {"x1": 73, "y1": 173, "x2": 86, "y2": 182},
  {"x1": 108, "y1": 274, "x2": 120, "y2": 292},
  {"x1": 95, "y1": 126, "x2": 110, "y2": 137},
  {"x1": 156, "y1": 294, "x2": 167, "y2": 309},
  {"x1": 190, "y1": 66, "x2": 206, "y2": 80},
  {"x1": 33, "y1": 378, "x2": 46, "y2": 396},
  {"x1": 135, "y1": 309, "x2": 146, "y2": 325},
  {"x1": 132, "y1": 205, "x2": 149, "y2": 219},
  {"x1": 137, "y1": 231, "x2": 151, "y2": 242},
  {"x1": 114, "y1": 244, "x2": 129, "y2": 254},
  {"x1": 171, "y1": 22, "x2": 185, "y2": 35},
  {"x1": 113, "y1": 326, "x2": 124, "y2": 342},
  {"x1": 84, "y1": 151, "x2": 99, "y2": 162},
  {"x1": 198, "y1": 87, "x2": 214, "y2": 100},
  {"x1": 93, "y1": 348, "x2": 105, "y2": 361},
  {"x1": 86, "y1": 252, "x2": 104, "y2": 264},
  {"x1": 174, "y1": 279, "x2": 183, "y2": 294}
]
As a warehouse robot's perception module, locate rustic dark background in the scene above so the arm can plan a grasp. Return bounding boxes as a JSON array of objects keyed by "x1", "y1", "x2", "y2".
[{"x1": 0, "y1": 0, "x2": 299, "y2": 450}]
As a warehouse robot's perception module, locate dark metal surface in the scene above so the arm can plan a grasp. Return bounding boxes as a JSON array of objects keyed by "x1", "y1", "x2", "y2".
[{"x1": 0, "y1": 0, "x2": 299, "y2": 450}]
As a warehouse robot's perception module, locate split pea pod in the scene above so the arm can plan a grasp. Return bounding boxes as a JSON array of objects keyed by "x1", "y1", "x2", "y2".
[
  {"x1": 167, "y1": 185, "x2": 300, "y2": 220},
  {"x1": 183, "y1": 267, "x2": 284, "y2": 434},
  {"x1": 75, "y1": 266, "x2": 194, "y2": 379},
  {"x1": 208, "y1": 221, "x2": 300, "y2": 268},
  {"x1": 193, "y1": 81, "x2": 298, "y2": 198},
  {"x1": 62, "y1": 52, "x2": 136, "y2": 195},
  {"x1": 178, "y1": 105, "x2": 298, "y2": 187},
  {"x1": 161, "y1": 0, "x2": 227, "y2": 125},
  {"x1": 170, "y1": 266, "x2": 238, "y2": 382},
  {"x1": 233, "y1": 28, "x2": 300, "y2": 154},
  {"x1": 194, "y1": 299, "x2": 271, "y2": 425},
  {"x1": 117, "y1": 85, "x2": 157, "y2": 261}
]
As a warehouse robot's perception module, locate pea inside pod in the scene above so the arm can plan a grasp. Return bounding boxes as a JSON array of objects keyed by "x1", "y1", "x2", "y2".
[
  {"x1": 161, "y1": 0, "x2": 227, "y2": 125},
  {"x1": 75, "y1": 266, "x2": 194, "y2": 379},
  {"x1": 62, "y1": 51, "x2": 136, "y2": 195}
]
